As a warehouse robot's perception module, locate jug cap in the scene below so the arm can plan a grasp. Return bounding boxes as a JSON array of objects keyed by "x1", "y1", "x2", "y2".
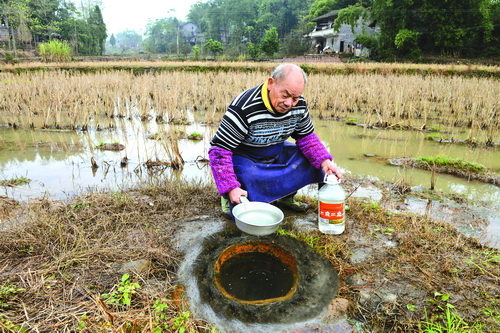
[{"x1": 324, "y1": 174, "x2": 340, "y2": 185}]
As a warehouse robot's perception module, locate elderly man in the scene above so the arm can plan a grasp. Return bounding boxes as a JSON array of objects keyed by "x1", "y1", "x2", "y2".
[{"x1": 209, "y1": 63, "x2": 342, "y2": 217}]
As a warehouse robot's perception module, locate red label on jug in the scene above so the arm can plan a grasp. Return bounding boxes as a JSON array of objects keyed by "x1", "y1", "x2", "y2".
[{"x1": 319, "y1": 202, "x2": 344, "y2": 220}]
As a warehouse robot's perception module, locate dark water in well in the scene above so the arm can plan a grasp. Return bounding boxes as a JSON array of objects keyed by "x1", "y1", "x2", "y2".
[{"x1": 218, "y1": 252, "x2": 294, "y2": 301}]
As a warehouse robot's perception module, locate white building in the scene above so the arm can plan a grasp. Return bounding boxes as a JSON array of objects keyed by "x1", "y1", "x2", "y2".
[
  {"x1": 179, "y1": 22, "x2": 201, "y2": 46},
  {"x1": 304, "y1": 10, "x2": 377, "y2": 56}
]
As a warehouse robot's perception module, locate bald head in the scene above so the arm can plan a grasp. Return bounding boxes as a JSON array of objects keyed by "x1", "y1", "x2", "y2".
[
  {"x1": 271, "y1": 63, "x2": 308, "y2": 85},
  {"x1": 267, "y1": 63, "x2": 307, "y2": 114}
]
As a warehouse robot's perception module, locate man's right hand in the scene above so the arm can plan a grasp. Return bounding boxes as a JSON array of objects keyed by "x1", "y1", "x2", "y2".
[{"x1": 228, "y1": 187, "x2": 248, "y2": 204}]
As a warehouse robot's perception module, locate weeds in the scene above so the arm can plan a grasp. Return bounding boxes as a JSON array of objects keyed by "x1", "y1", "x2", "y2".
[
  {"x1": 0, "y1": 174, "x2": 498, "y2": 331},
  {"x1": 101, "y1": 273, "x2": 141, "y2": 307},
  {"x1": 0, "y1": 180, "x2": 218, "y2": 331},
  {"x1": 0, "y1": 315, "x2": 27, "y2": 332},
  {"x1": 172, "y1": 311, "x2": 191, "y2": 332},
  {"x1": 429, "y1": 126, "x2": 442, "y2": 132},
  {"x1": 0, "y1": 176, "x2": 31, "y2": 187},
  {"x1": 187, "y1": 132, "x2": 203, "y2": 140},
  {"x1": 343, "y1": 196, "x2": 499, "y2": 332},
  {"x1": 0, "y1": 282, "x2": 25, "y2": 308},
  {"x1": 465, "y1": 249, "x2": 499, "y2": 277},
  {"x1": 420, "y1": 293, "x2": 471, "y2": 333},
  {"x1": 4, "y1": 52, "x2": 16, "y2": 65},
  {"x1": 480, "y1": 303, "x2": 500, "y2": 327},
  {"x1": 151, "y1": 299, "x2": 195, "y2": 333},
  {"x1": 371, "y1": 226, "x2": 394, "y2": 238},
  {"x1": 426, "y1": 133, "x2": 441, "y2": 139},
  {"x1": 152, "y1": 298, "x2": 169, "y2": 332},
  {"x1": 38, "y1": 40, "x2": 72, "y2": 62},
  {"x1": 416, "y1": 155, "x2": 486, "y2": 173},
  {"x1": 391, "y1": 155, "x2": 499, "y2": 185},
  {"x1": 276, "y1": 227, "x2": 345, "y2": 260}
]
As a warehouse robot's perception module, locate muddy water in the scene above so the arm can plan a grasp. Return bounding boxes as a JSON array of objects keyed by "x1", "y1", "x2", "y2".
[
  {"x1": 315, "y1": 119, "x2": 499, "y2": 194},
  {"x1": 0, "y1": 115, "x2": 498, "y2": 246},
  {"x1": 0, "y1": 117, "x2": 215, "y2": 200}
]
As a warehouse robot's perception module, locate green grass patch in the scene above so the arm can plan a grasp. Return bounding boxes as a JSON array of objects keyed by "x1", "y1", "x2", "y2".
[
  {"x1": 429, "y1": 126, "x2": 442, "y2": 132},
  {"x1": 426, "y1": 133, "x2": 441, "y2": 140},
  {"x1": 0, "y1": 176, "x2": 31, "y2": 187},
  {"x1": 416, "y1": 155, "x2": 486, "y2": 173},
  {"x1": 0, "y1": 282, "x2": 25, "y2": 308},
  {"x1": 187, "y1": 132, "x2": 203, "y2": 140},
  {"x1": 38, "y1": 40, "x2": 72, "y2": 62}
]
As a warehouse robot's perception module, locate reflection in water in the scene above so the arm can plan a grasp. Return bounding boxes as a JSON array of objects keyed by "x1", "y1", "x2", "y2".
[
  {"x1": 314, "y1": 120, "x2": 499, "y2": 203},
  {"x1": 1, "y1": 117, "x2": 498, "y2": 202},
  {"x1": 0, "y1": 116, "x2": 214, "y2": 201},
  {"x1": 0, "y1": 116, "x2": 498, "y2": 246}
]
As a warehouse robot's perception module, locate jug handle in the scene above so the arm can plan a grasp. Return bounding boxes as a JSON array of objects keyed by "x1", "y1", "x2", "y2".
[{"x1": 324, "y1": 174, "x2": 341, "y2": 183}]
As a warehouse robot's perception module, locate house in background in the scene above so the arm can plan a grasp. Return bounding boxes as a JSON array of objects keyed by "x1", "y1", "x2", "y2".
[
  {"x1": 0, "y1": 16, "x2": 15, "y2": 42},
  {"x1": 179, "y1": 22, "x2": 203, "y2": 46},
  {"x1": 304, "y1": 10, "x2": 377, "y2": 56}
]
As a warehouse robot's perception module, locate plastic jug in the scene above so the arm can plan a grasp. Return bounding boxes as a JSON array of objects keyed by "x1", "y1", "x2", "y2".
[{"x1": 318, "y1": 174, "x2": 346, "y2": 234}]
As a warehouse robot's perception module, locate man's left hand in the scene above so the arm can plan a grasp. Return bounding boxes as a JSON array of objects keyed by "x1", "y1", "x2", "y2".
[{"x1": 321, "y1": 159, "x2": 342, "y2": 179}]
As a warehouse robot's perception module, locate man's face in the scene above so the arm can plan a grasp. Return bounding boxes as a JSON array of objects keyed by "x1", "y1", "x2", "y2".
[{"x1": 267, "y1": 71, "x2": 304, "y2": 114}]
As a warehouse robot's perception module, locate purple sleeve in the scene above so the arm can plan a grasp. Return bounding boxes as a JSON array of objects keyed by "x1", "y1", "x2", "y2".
[
  {"x1": 296, "y1": 133, "x2": 333, "y2": 169},
  {"x1": 208, "y1": 146, "x2": 241, "y2": 195}
]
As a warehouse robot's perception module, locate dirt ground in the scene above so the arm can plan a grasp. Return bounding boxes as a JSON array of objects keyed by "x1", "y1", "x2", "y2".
[{"x1": 0, "y1": 176, "x2": 499, "y2": 332}]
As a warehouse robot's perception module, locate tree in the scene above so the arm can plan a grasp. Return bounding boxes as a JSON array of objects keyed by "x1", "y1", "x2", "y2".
[
  {"x1": 87, "y1": 5, "x2": 106, "y2": 55},
  {"x1": 371, "y1": 0, "x2": 497, "y2": 57},
  {"x1": 394, "y1": 28, "x2": 421, "y2": 59},
  {"x1": 111, "y1": 30, "x2": 142, "y2": 54},
  {"x1": 0, "y1": 0, "x2": 111, "y2": 57},
  {"x1": 332, "y1": 4, "x2": 366, "y2": 33},
  {"x1": 204, "y1": 38, "x2": 223, "y2": 57},
  {"x1": 0, "y1": 0, "x2": 32, "y2": 54},
  {"x1": 308, "y1": 0, "x2": 357, "y2": 19},
  {"x1": 187, "y1": 0, "x2": 260, "y2": 48},
  {"x1": 257, "y1": 0, "x2": 313, "y2": 38},
  {"x1": 192, "y1": 45, "x2": 201, "y2": 60},
  {"x1": 260, "y1": 26, "x2": 279, "y2": 57},
  {"x1": 55, "y1": 0, "x2": 80, "y2": 49},
  {"x1": 186, "y1": 0, "x2": 351, "y2": 58},
  {"x1": 247, "y1": 41, "x2": 261, "y2": 59},
  {"x1": 27, "y1": 0, "x2": 60, "y2": 43},
  {"x1": 109, "y1": 33, "x2": 116, "y2": 47},
  {"x1": 143, "y1": 17, "x2": 179, "y2": 53},
  {"x1": 281, "y1": 29, "x2": 311, "y2": 55}
]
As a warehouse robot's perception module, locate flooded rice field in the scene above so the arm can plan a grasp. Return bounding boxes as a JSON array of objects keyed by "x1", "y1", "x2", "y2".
[{"x1": 0, "y1": 113, "x2": 498, "y2": 247}]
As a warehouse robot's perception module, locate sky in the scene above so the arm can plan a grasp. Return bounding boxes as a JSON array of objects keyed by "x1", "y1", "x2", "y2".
[{"x1": 98, "y1": 0, "x2": 200, "y2": 36}]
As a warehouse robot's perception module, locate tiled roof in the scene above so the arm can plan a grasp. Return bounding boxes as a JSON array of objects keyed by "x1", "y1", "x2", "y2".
[{"x1": 310, "y1": 10, "x2": 340, "y2": 22}]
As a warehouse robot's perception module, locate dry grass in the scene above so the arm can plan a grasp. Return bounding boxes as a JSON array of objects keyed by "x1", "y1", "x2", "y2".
[
  {"x1": 341, "y1": 197, "x2": 499, "y2": 331},
  {"x1": 281, "y1": 180, "x2": 500, "y2": 332},
  {"x1": 0, "y1": 66, "x2": 498, "y2": 143},
  {"x1": 0, "y1": 180, "x2": 219, "y2": 332},
  {"x1": 0, "y1": 177, "x2": 499, "y2": 331},
  {"x1": 0, "y1": 71, "x2": 262, "y2": 130},
  {"x1": 308, "y1": 73, "x2": 498, "y2": 139},
  {"x1": 1, "y1": 60, "x2": 498, "y2": 76}
]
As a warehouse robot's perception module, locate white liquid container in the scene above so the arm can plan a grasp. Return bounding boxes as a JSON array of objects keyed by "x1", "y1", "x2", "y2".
[{"x1": 318, "y1": 175, "x2": 346, "y2": 234}]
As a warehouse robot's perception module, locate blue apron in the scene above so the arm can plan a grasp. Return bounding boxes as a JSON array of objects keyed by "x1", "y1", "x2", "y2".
[{"x1": 232, "y1": 141, "x2": 325, "y2": 203}]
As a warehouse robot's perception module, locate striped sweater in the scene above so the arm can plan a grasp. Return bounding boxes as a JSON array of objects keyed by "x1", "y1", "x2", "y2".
[
  {"x1": 209, "y1": 82, "x2": 332, "y2": 195},
  {"x1": 210, "y1": 83, "x2": 314, "y2": 150}
]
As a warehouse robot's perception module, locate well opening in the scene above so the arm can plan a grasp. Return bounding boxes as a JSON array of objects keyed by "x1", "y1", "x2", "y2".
[
  {"x1": 214, "y1": 242, "x2": 297, "y2": 304},
  {"x1": 192, "y1": 233, "x2": 339, "y2": 324}
]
